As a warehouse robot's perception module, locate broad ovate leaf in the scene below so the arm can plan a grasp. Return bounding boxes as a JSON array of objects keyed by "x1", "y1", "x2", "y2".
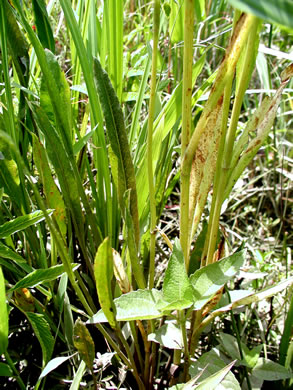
[
  {"x1": 88, "y1": 289, "x2": 163, "y2": 323},
  {"x1": 190, "y1": 250, "x2": 246, "y2": 310},
  {"x1": 160, "y1": 238, "x2": 194, "y2": 311}
]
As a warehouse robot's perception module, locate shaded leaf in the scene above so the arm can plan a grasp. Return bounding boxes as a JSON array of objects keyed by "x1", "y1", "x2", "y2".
[
  {"x1": 0, "y1": 362, "x2": 13, "y2": 377},
  {"x1": 253, "y1": 358, "x2": 292, "y2": 381},
  {"x1": 32, "y1": 0, "x2": 55, "y2": 52},
  {"x1": 73, "y1": 318, "x2": 95, "y2": 370},
  {"x1": 195, "y1": 361, "x2": 236, "y2": 389},
  {"x1": 148, "y1": 321, "x2": 183, "y2": 350}
]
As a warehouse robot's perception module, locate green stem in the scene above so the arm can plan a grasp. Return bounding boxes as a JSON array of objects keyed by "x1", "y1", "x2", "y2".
[
  {"x1": 180, "y1": 0, "x2": 194, "y2": 269},
  {"x1": 147, "y1": 0, "x2": 160, "y2": 289},
  {"x1": 226, "y1": 287, "x2": 252, "y2": 390},
  {"x1": 4, "y1": 350, "x2": 26, "y2": 390}
]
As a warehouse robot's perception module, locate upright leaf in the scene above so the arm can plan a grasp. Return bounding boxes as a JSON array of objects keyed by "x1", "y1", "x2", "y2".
[
  {"x1": 94, "y1": 238, "x2": 117, "y2": 329},
  {"x1": 73, "y1": 318, "x2": 95, "y2": 370},
  {"x1": 93, "y1": 58, "x2": 139, "y2": 246},
  {"x1": 160, "y1": 238, "x2": 194, "y2": 311},
  {"x1": 32, "y1": 0, "x2": 55, "y2": 52},
  {"x1": 0, "y1": 267, "x2": 8, "y2": 354},
  {"x1": 25, "y1": 312, "x2": 54, "y2": 365}
]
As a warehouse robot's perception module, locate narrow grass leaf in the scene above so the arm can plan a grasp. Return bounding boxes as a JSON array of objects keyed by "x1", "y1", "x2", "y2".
[
  {"x1": 73, "y1": 318, "x2": 95, "y2": 370},
  {"x1": 94, "y1": 58, "x2": 139, "y2": 245},
  {"x1": 0, "y1": 210, "x2": 52, "y2": 239},
  {"x1": 0, "y1": 242, "x2": 27, "y2": 264},
  {"x1": 69, "y1": 360, "x2": 87, "y2": 390},
  {"x1": 32, "y1": 0, "x2": 55, "y2": 52},
  {"x1": 0, "y1": 267, "x2": 8, "y2": 354},
  {"x1": 88, "y1": 289, "x2": 163, "y2": 323},
  {"x1": 94, "y1": 238, "x2": 117, "y2": 329},
  {"x1": 190, "y1": 250, "x2": 246, "y2": 310},
  {"x1": 3, "y1": 0, "x2": 29, "y2": 87},
  {"x1": 9, "y1": 264, "x2": 79, "y2": 292},
  {"x1": 25, "y1": 312, "x2": 54, "y2": 365}
]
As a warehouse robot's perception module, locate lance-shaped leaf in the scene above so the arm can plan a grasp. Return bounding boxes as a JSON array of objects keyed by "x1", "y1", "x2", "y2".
[
  {"x1": 88, "y1": 289, "x2": 163, "y2": 323},
  {"x1": 2, "y1": 0, "x2": 29, "y2": 87},
  {"x1": 93, "y1": 58, "x2": 139, "y2": 246},
  {"x1": 159, "y1": 238, "x2": 195, "y2": 311},
  {"x1": 189, "y1": 250, "x2": 246, "y2": 310},
  {"x1": 8, "y1": 264, "x2": 79, "y2": 293},
  {"x1": 0, "y1": 267, "x2": 8, "y2": 354},
  {"x1": 32, "y1": 0, "x2": 55, "y2": 52},
  {"x1": 32, "y1": 134, "x2": 67, "y2": 238},
  {"x1": 73, "y1": 318, "x2": 95, "y2": 370},
  {"x1": 0, "y1": 210, "x2": 53, "y2": 239},
  {"x1": 94, "y1": 238, "x2": 117, "y2": 329},
  {"x1": 225, "y1": 66, "x2": 293, "y2": 200},
  {"x1": 25, "y1": 312, "x2": 54, "y2": 365}
]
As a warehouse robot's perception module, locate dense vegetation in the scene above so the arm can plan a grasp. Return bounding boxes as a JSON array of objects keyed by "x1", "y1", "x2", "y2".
[{"x1": 0, "y1": 0, "x2": 292, "y2": 389}]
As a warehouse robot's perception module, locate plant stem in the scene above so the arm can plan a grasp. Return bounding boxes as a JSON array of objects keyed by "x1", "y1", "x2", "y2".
[
  {"x1": 147, "y1": 0, "x2": 160, "y2": 289},
  {"x1": 4, "y1": 350, "x2": 26, "y2": 390},
  {"x1": 180, "y1": 0, "x2": 194, "y2": 269}
]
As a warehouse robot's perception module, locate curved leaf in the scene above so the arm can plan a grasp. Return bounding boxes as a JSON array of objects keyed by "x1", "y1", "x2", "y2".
[
  {"x1": 73, "y1": 318, "x2": 95, "y2": 370},
  {"x1": 227, "y1": 0, "x2": 293, "y2": 30},
  {"x1": 0, "y1": 210, "x2": 53, "y2": 239}
]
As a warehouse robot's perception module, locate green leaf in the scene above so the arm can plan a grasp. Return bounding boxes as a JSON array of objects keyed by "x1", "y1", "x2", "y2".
[
  {"x1": 69, "y1": 360, "x2": 87, "y2": 390},
  {"x1": 32, "y1": 0, "x2": 55, "y2": 52},
  {"x1": 190, "y1": 250, "x2": 246, "y2": 310},
  {"x1": 0, "y1": 210, "x2": 53, "y2": 239},
  {"x1": 9, "y1": 264, "x2": 79, "y2": 292},
  {"x1": 218, "y1": 333, "x2": 241, "y2": 361},
  {"x1": 148, "y1": 321, "x2": 183, "y2": 350},
  {"x1": 160, "y1": 238, "x2": 194, "y2": 311},
  {"x1": 25, "y1": 312, "x2": 54, "y2": 365},
  {"x1": 0, "y1": 242, "x2": 27, "y2": 264},
  {"x1": 32, "y1": 134, "x2": 67, "y2": 238},
  {"x1": 253, "y1": 358, "x2": 292, "y2": 381},
  {"x1": 39, "y1": 353, "x2": 76, "y2": 380},
  {"x1": 88, "y1": 289, "x2": 163, "y2": 323},
  {"x1": 72, "y1": 129, "x2": 97, "y2": 156},
  {"x1": 93, "y1": 57, "x2": 140, "y2": 246},
  {"x1": 242, "y1": 344, "x2": 263, "y2": 368},
  {"x1": 73, "y1": 318, "x2": 95, "y2": 370},
  {"x1": 195, "y1": 361, "x2": 236, "y2": 389},
  {"x1": 40, "y1": 50, "x2": 72, "y2": 152},
  {"x1": 0, "y1": 362, "x2": 13, "y2": 377},
  {"x1": 0, "y1": 267, "x2": 8, "y2": 354},
  {"x1": 94, "y1": 238, "x2": 117, "y2": 329},
  {"x1": 2, "y1": 0, "x2": 29, "y2": 87},
  {"x1": 227, "y1": 0, "x2": 293, "y2": 30},
  {"x1": 189, "y1": 348, "x2": 241, "y2": 390}
]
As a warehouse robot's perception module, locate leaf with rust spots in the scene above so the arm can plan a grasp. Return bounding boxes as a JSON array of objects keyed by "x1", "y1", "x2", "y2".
[{"x1": 73, "y1": 318, "x2": 95, "y2": 370}]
